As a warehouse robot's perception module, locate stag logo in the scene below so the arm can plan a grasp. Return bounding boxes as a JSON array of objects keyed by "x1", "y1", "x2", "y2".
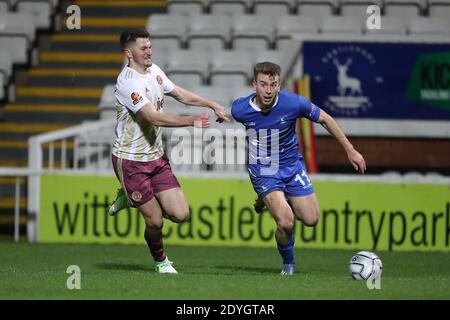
[
  {"x1": 333, "y1": 58, "x2": 362, "y2": 96},
  {"x1": 318, "y1": 45, "x2": 378, "y2": 116}
]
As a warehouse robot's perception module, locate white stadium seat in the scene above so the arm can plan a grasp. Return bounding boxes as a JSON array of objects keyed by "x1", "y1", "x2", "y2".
[
  {"x1": 254, "y1": 49, "x2": 293, "y2": 73},
  {"x1": 146, "y1": 14, "x2": 188, "y2": 50},
  {"x1": 210, "y1": 50, "x2": 254, "y2": 86},
  {"x1": 384, "y1": 0, "x2": 425, "y2": 19},
  {"x1": 231, "y1": 85, "x2": 254, "y2": 102},
  {"x1": 0, "y1": 13, "x2": 36, "y2": 64},
  {"x1": 209, "y1": 0, "x2": 251, "y2": 16},
  {"x1": 186, "y1": 14, "x2": 232, "y2": 51},
  {"x1": 99, "y1": 84, "x2": 116, "y2": 119},
  {"x1": 16, "y1": 0, "x2": 54, "y2": 29},
  {"x1": 166, "y1": 0, "x2": 206, "y2": 16},
  {"x1": 187, "y1": 85, "x2": 232, "y2": 108},
  {"x1": 253, "y1": 0, "x2": 295, "y2": 16},
  {"x1": 0, "y1": 48, "x2": 12, "y2": 99},
  {"x1": 408, "y1": 17, "x2": 450, "y2": 36},
  {"x1": 231, "y1": 15, "x2": 275, "y2": 50},
  {"x1": 320, "y1": 16, "x2": 363, "y2": 35},
  {"x1": 275, "y1": 15, "x2": 318, "y2": 49},
  {"x1": 429, "y1": 0, "x2": 450, "y2": 20},
  {"x1": 364, "y1": 16, "x2": 408, "y2": 35},
  {"x1": 0, "y1": 77, "x2": 4, "y2": 99},
  {"x1": 296, "y1": 0, "x2": 337, "y2": 18},
  {"x1": 0, "y1": 0, "x2": 10, "y2": 12},
  {"x1": 340, "y1": 0, "x2": 383, "y2": 18},
  {"x1": 166, "y1": 49, "x2": 211, "y2": 86},
  {"x1": 150, "y1": 46, "x2": 171, "y2": 70},
  {"x1": 0, "y1": 49, "x2": 13, "y2": 82}
]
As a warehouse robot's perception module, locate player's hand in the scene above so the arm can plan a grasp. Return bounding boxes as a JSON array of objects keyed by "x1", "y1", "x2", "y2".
[
  {"x1": 192, "y1": 113, "x2": 210, "y2": 128},
  {"x1": 210, "y1": 102, "x2": 230, "y2": 123},
  {"x1": 347, "y1": 149, "x2": 366, "y2": 174}
]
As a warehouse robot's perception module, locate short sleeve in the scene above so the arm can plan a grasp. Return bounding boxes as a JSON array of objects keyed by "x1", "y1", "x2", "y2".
[
  {"x1": 115, "y1": 79, "x2": 150, "y2": 113},
  {"x1": 231, "y1": 99, "x2": 242, "y2": 123},
  {"x1": 153, "y1": 64, "x2": 175, "y2": 94},
  {"x1": 298, "y1": 96, "x2": 321, "y2": 122}
]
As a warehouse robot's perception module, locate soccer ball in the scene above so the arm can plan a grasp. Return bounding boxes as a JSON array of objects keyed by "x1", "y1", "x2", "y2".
[{"x1": 349, "y1": 251, "x2": 383, "y2": 280}]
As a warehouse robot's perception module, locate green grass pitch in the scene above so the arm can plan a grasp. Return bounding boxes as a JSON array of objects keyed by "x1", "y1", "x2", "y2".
[{"x1": 0, "y1": 243, "x2": 449, "y2": 299}]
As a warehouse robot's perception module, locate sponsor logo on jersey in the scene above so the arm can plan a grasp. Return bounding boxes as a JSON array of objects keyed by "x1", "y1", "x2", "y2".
[
  {"x1": 131, "y1": 92, "x2": 143, "y2": 105},
  {"x1": 156, "y1": 75, "x2": 163, "y2": 85}
]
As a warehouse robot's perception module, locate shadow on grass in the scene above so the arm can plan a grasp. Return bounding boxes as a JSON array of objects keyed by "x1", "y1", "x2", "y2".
[
  {"x1": 96, "y1": 262, "x2": 150, "y2": 271},
  {"x1": 179, "y1": 265, "x2": 280, "y2": 276},
  {"x1": 215, "y1": 265, "x2": 279, "y2": 274}
]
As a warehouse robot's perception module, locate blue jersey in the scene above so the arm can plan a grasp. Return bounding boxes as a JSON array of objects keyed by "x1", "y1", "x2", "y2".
[{"x1": 231, "y1": 90, "x2": 321, "y2": 177}]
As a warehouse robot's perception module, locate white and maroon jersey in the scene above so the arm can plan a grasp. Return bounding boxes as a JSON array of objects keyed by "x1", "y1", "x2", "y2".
[{"x1": 112, "y1": 64, "x2": 174, "y2": 161}]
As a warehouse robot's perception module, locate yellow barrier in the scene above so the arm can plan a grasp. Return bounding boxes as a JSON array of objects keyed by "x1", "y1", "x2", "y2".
[{"x1": 40, "y1": 175, "x2": 450, "y2": 251}]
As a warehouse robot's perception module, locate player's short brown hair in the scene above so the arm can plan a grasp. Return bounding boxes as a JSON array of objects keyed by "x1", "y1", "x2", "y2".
[
  {"x1": 120, "y1": 28, "x2": 150, "y2": 49},
  {"x1": 253, "y1": 62, "x2": 281, "y2": 80}
]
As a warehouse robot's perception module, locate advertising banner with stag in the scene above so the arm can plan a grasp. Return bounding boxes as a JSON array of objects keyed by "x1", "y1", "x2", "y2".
[{"x1": 302, "y1": 41, "x2": 450, "y2": 120}]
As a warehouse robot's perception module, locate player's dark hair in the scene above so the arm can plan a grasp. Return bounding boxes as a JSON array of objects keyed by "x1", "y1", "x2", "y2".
[
  {"x1": 253, "y1": 62, "x2": 281, "y2": 80},
  {"x1": 120, "y1": 28, "x2": 150, "y2": 49}
]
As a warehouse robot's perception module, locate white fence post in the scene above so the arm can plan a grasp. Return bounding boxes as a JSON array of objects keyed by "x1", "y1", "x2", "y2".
[{"x1": 27, "y1": 136, "x2": 42, "y2": 243}]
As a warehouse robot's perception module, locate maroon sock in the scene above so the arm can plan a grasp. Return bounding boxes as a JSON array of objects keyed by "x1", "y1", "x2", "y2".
[{"x1": 144, "y1": 225, "x2": 166, "y2": 262}]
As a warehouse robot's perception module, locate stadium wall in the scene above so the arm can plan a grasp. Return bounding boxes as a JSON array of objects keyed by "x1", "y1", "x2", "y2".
[
  {"x1": 38, "y1": 174, "x2": 450, "y2": 252},
  {"x1": 315, "y1": 136, "x2": 450, "y2": 174}
]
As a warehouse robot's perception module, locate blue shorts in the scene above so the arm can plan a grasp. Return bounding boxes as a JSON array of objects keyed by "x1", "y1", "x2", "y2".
[{"x1": 248, "y1": 160, "x2": 315, "y2": 199}]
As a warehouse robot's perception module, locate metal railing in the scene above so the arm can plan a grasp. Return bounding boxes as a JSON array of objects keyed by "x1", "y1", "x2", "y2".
[
  {"x1": 25, "y1": 119, "x2": 249, "y2": 242},
  {"x1": 0, "y1": 168, "x2": 36, "y2": 242}
]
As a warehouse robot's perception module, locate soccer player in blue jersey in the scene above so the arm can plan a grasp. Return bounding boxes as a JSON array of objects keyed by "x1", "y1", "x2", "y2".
[{"x1": 231, "y1": 62, "x2": 366, "y2": 275}]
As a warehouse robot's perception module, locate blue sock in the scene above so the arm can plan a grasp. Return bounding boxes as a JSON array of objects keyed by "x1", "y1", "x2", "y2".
[{"x1": 277, "y1": 236, "x2": 295, "y2": 265}]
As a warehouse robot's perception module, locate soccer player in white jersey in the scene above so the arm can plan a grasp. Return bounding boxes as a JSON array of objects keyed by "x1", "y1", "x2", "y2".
[{"x1": 110, "y1": 29, "x2": 229, "y2": 274}]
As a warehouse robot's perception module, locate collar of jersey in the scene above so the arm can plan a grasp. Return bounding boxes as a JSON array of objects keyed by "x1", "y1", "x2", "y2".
[
  {"x1": 125, "y1": 65, "x2": 151, "y2": 76},
  {"x1": 249, "y1": 93, "x2": 279, "y2": 112}
]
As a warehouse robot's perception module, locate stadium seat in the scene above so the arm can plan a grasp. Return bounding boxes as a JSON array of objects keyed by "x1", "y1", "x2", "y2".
[
  {"x1": 186, "y1": 14, "x2": 232, "y2": 51},
  {"x1": 231, "y1": 85, "x2": 255, "y2": 101},
  {"x1": 429, "y1": 0, "x2": 450, "y2": 20},
  {"x1": 296, "y1": 0, "x2": 337, "y2": 18},
  {"x1": 340, "y1": 0, "x2": 383, "y2": 18},
  {"x1": 0, "y1": 77, "x2": 4, "y2": 99},
  {"x1": 364, "y1": 16, "x2": 407, "y2": 35},
  {"x1": 408, "y1": 17, "x2": 450, "y2": 35},
  {"x1": 187, "y1": 85, "x2": 232, "y2": 108},
  {"x1": 0, "y1": 0, "x2": 10, "y2": 12},
  {"x1": 150, "y1": 46, "x2": 171, "y2": 70},
  {"x1": 209, "y1": 0, "x2": 251, "y2": 16},
  {"x1": 166, "y1": 49, "x2": 211, "y2": 86},
  {"x1": 253, "y1": 0, "x2": 296, "y2": 16},
  {"x1": 320, "y1": 16, "x2": 363, "y2": 35},
  {"x1": 99, "y1": 84, "x2": 116, "y2": 119},
  {"x1": 254, "y1": 49, "x2": 293, "y2": 73},
  {"x1": 210, "y1": 50, "x2": 254, "y2": 86},
  {"x1": 0, "y1": 48, "x2": 12, "y2": 100},
  {"x1": 146, "y1": 14, "x2": 188, "y2": 50},
  {"x1": 16, "y1": 0, "x2": 55, "y2": 29},
  {"x1": 166, "y1": 0, "x2": 206, "y2": 16},
  {"x1": 275, "y1": 15, "x2": 318, "y2": 49},
  {"x1": 0, "y1": 49, "x2": 13, "y2": 83},
  {"x1": 0, "y1": 13, "x2": 36, "y2": 64},
  {"x1": 384, "y1": 0, "x2": 425, "y2": 19},
  {"x1": 231, "y1": 15, "x2": 275, "y2": 50},
  {"x1": 162, "y1": 96, "x2": 200, "y2": 116}
]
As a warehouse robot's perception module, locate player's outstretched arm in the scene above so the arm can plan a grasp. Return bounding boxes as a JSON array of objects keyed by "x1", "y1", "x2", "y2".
[
  {"x1": 316, "y1": 110, "x2": 366, "y2": 174},
  {"x1": 138, "y1": 103, "x2": 210, "y2": 128},
  {"x1": 166, "y1": 85, "x2": 230, "y2": 123}
]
